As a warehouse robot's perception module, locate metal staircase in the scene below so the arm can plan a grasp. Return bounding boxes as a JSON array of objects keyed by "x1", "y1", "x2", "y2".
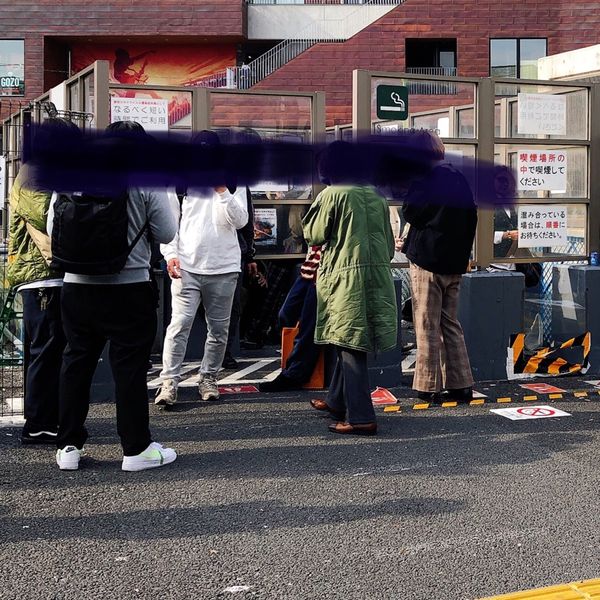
[{"x1": 194, "y1": 0, "x2": 404, "y2": 89}]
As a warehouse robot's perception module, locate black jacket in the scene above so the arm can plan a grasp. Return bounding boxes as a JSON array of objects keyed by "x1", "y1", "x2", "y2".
[
  {"x1": 402, "y1": 164, "x2": 477, "y2": 275},
  {"x1": 228, "y1": 185, "x2": 255, "y2": 263}
]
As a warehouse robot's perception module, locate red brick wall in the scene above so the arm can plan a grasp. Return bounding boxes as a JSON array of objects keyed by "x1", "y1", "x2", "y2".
[
  {"x1": 255, "y1": 0, "x2": 566, "y2": 125},
  {"x1": 0, "y1": 0, "x2": 245, "y2": 113}
]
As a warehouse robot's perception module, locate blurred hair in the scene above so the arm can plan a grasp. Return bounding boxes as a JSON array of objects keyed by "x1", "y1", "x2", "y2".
[
  {"x1": 411, "y1": 129, "x2": 445, "y2": 161},
  {"x1": 191, "y1": 129, "x2": 220, "y2": 147},
  {"x1": 105, "y1": 120, "x2": 148, "y2": 138},
  {"x1": 318, "y1": 141, "x2": 362, "y2": 185}
]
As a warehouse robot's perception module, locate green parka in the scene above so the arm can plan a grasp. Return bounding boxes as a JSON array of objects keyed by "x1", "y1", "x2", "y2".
[
  {"x1": 7, "y1": 165, "x2": 58, "y2": 287},
  {"x1": 302, "y1": 185, "x2": 398, "y2": 353}
]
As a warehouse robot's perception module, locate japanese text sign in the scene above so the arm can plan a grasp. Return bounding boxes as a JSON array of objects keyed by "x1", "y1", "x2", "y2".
[
  {"x1": 517, "y1": 149, "x2": 567, "y2": 192},
  {"x1": 517, "y1": 204, "x2": 567, "y2": 248},
  {"x1": 518, "y1": 93, "x2": 566, "y2": 136},
  {"x1": 110, "y1": 97, "x2": 169, "y2": 132}
]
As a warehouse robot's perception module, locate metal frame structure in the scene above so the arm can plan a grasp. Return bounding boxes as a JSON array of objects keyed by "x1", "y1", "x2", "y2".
[{"x1": 352, "y1": 69, "x2": 598, "y2": 268}]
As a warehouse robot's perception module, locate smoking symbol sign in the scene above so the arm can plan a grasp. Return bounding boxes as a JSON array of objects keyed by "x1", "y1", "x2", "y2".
[{"x1": 376, "y1": 85, "x2": 409, "y2": 121}]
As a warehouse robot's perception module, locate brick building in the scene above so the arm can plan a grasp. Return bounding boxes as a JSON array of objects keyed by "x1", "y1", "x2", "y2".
[{"x1": 1, "y1": 0, "x2": 600, "y2": 124}]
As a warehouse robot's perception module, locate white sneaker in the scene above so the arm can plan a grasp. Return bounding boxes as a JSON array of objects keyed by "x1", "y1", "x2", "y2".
[
  {"x1": 121, "y1": 442, "x2": 177, "y2": 472},
  {"x1": 155, "y1": 379, "x2": 177, "y2": 407},
  {"x1": 199, "y1": 374, "x2": 220, "y2": 401},
  {"x1": 56, "y1": 446, "x2": 83, "y2": 471}
]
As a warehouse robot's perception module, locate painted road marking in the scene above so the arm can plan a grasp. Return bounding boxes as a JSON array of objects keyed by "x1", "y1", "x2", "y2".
[{"x1": 491, "y1": 405, "x2": 571, "y2": 421}]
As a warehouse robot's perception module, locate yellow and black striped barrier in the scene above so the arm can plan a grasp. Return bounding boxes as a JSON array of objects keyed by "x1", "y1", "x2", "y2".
[{"x1": 510, "y1": 332, "x2": 591, "y2": 375}]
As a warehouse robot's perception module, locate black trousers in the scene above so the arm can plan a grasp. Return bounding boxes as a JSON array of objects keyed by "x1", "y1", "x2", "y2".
[
  {"x1": 22, "y1": 288, "x2": 66, "y2": 433},
  {"x1": 326, "y1": 346, "x2": 375, "y2": 425},
  {"x1": 57, "y1": 282, "x2": 156, "y2": 456},
  {"x1": 279, "y1": 276, "x2": 320, "y2": 383}
]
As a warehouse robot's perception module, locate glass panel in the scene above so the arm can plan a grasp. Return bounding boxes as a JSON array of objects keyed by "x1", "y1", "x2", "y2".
[
  {"x1": 490, "y1": 39, "x2": 517, "y2": 77},
  {"x1": 82, "y1": 74, "x2": 95, "y2": 129},
  {"x1": 252, "y1": 204, "x2": 308, "y2": 256},
  {"x1": 108, "y1": 88, "x2": 193, "y2": 132},
  {"x1": 519, "y1": 39, "x2": 547, "y2": 79},
  {"x1": 0, "y1": 40, "x2": 25, "y2": 96},
  {"x1": 457, "y1": 108, "x2": 474, "y2": 138},
  {"x1": 495, "y1": 83, "x2": 588, "y2": 140},
  {"x1": 69, "y1": 83, "x2": 80, "y2": 113},
  {"x1": 370, "y1": 77, "x2": 477, "y2": 139},
  {"x1": 210, "y1": 93, "x2": 314, "y2": 201}
]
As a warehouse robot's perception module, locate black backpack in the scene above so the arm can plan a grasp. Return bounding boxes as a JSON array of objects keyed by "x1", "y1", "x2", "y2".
[{"x1": 50, "y1": 191, "x2": 147, "y2": 275}]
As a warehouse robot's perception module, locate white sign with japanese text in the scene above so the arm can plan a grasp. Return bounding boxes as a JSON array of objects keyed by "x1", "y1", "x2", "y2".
[
  {"x1": 110, "y1": 97, "x2": 169, "y2": 132},
  {"x1": 517, "y1": 204, "x2": 567, "y2": 248},
  {"x1": 517, "y1": 149, "x2": 567, "y2": 192},
  {"x1": 517, "y1": 93, "x2": 566, "y2": 136}
]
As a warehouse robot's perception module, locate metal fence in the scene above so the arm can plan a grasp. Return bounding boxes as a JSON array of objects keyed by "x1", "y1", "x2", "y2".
[{"x1": 0, "y1": 241, "x2": 24, "y2": 418}]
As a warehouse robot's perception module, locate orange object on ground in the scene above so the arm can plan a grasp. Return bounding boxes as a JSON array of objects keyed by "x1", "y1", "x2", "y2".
[{"x1": 281, "y1": 326, "x2": 325, "y2": 390}]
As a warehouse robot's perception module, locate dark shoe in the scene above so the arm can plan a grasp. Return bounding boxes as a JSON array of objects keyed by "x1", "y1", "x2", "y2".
[
  {"x1": 309, "y1": 399, "x2": 345, "y2": 420},
  {"x1": 439, "y1": 387, "x2": 473, "y2": 404},
  {"x1": 328, "y1": 422, "x2": 378, "y2": 436},
  {"x1": 21, "y1": 429, "x2": 58, "y2": 445},
  {"x1": 222, "y1": 354, "x2": 239, "y2": 370},
  {"x1": 417, "y1": 391, "x2": 439, "y2": 402},
  {"x1": 259, "y1": 373, "x2": 302, "y2": 393}
]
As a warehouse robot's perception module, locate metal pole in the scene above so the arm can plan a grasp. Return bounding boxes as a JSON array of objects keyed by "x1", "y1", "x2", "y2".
[
  {"x1": 475, "y1": 77, "x2": 495, "y2": 268},
  {"x1": 352, "y1": 69, "x2": 371, "y2": 140},
  {"x1": 588, "y1": 83, "x2": 600, "y2": 255}
]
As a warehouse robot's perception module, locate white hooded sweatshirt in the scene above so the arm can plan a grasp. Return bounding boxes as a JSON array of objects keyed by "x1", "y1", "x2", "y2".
[{"x1": 160, "y1": 187, "x2": 249, "y2": 275}]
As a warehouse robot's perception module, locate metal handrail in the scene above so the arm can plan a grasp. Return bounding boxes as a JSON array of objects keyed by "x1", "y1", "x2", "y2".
[{"x1": 196, "y1": 0, "x2": 404, "y2": 89}]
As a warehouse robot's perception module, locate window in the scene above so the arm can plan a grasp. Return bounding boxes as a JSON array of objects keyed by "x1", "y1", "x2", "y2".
[
  {"x1": 490, "y1": 38, "x2": 547, "y2": 79},
  {"x1": 405, "y1": 39, "x2": 457, "y2": 75},
  {"x1": 0, "y1": 40, "x2": 24, "y2": 96}
]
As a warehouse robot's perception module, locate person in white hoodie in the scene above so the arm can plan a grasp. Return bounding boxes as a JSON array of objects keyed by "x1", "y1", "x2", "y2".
[{"x1": 156, "y1": 131, "x2": 248, "y2": 405}]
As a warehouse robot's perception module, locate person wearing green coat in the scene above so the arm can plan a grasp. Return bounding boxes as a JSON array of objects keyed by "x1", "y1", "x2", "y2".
[
  {"x1": 6, "y1": 117, "x2": 79, "y2": 444},
  {"x1": 303, "y1": 141, "x2": 397, "y2": 436}
]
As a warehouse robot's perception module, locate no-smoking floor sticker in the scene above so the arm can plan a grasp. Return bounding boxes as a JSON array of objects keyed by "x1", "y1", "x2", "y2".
[{"x1": 490, "y1": 405, "x2": 572, "y2": 420}]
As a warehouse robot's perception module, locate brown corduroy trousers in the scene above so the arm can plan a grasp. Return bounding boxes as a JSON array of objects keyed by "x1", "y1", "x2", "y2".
[{"x1": 410, "y1": 263, "x2": 474, "y2": 393}]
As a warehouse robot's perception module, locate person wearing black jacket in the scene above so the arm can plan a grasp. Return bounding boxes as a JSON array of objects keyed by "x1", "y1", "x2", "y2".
[
  {"x1": 402, "y1": 131, "x2": 477, "y2": 404},
  {"x1": 223, "y1": 186, "x2": 257, "y2": 369}
]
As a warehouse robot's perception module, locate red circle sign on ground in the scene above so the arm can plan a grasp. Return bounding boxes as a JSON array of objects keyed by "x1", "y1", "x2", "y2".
[{"x1": 516, "y1": 407, "x2": 555, "y2": 417}]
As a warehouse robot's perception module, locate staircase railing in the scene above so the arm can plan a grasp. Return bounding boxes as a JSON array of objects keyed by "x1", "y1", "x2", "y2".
[{"x1": 194, "y1": 0, "x2": 404, "y2": 89}]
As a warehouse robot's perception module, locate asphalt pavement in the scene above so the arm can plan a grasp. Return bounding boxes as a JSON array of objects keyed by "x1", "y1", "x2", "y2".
[{"x1": 2, "y1": 377, "x2": 600, "y2": 600}]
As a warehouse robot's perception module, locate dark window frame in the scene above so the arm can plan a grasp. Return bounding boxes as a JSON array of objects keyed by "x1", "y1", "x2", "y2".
[{"x1": 489, "y1": 37, "x2": 547, "y2": 79}]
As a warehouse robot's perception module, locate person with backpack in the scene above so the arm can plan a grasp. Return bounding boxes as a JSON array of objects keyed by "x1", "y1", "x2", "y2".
[
  {"x1": 7, "y1": 117, "x2": 80, "y2": 444},
  {"x1": 49, "y1": 120, "x2": 178, "y2": 471},
  {"x1": 154, "y1": 130, "x2": 248, "y2": 407}
]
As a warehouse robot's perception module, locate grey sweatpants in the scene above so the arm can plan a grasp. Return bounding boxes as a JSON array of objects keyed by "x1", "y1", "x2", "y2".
[{"x1": 160, "y1": 270, "x2": 238, "y2": 383}]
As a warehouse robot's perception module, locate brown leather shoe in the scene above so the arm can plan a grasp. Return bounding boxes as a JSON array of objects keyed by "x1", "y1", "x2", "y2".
[
  {"x1": 328, "y1": 422, "x2": 377, "y2": 436},
  {"x1": 310, "y1": 399, "x2": 345, "y2": 420}
]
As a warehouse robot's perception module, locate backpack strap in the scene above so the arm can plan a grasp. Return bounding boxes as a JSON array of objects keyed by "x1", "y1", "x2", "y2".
[{"x1": 126, "y1": 220, "x2": 150, "y2": 257}]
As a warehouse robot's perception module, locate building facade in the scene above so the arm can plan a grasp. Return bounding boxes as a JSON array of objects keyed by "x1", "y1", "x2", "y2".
[{"x1": 1, "y1": 0, "x2": 600, "y2": 124}]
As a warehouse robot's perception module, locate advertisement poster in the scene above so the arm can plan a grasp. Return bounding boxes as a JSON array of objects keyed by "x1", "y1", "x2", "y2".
[
  {"x1": 72, "y1": 43, "x2": 235, "y2": 128},
  {"x1": 517, "y1": 204, "x2": 568, "y2": 248},
  {"x1": 517, "y1": 93, "x2": 567, "y2": 136},
  {"x1": 110, "y1": 97, "x2": 169, "y2": 132},
  {"x1": 254, "y1": 208, "x2": 277, "y2": 246},
  {"x1": 517, "y1": 149, "x2": 567, "y2": 192}
]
